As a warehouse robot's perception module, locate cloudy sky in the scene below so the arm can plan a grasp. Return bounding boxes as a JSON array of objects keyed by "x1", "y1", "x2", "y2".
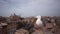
[{"x1": 0, "y1": 0, "x2": 60, "y2": 17}]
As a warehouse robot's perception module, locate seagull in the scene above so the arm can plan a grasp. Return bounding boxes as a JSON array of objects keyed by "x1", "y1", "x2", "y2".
[{"x1": 35, "y1": 16, "x2": 43, "y2": 27}]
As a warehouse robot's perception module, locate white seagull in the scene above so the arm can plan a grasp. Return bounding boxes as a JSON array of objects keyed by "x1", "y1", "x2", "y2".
[{"x1": 36, "y1": 16, "x2": 43, "y2": 27}]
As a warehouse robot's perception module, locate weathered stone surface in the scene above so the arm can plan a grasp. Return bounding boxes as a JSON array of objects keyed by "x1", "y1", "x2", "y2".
[
  {"x1": 31, "y1": 29, "x2": 43, "y2": 34},
  {"x1": 14, "y1": 29, "x2": 29, "y2": 34}
]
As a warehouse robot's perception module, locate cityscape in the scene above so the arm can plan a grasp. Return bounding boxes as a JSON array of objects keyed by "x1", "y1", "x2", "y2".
[{"x1": 0, "y1": 14, "x2": 60, "y2": 34}]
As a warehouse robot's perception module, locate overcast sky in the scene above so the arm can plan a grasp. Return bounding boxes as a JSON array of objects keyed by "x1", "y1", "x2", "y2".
[{"x1": 0, "y1": 0, "x2": 60, "y2": 17}]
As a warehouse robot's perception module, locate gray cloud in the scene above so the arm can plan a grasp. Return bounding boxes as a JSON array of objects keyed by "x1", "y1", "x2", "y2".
[{"x1": 0, "y1": 0, "x2": 60, "y2": 17}]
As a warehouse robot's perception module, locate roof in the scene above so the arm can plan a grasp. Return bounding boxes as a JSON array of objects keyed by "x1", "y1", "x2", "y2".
[{"x1": 1, "y1": 23, "x2": 7, "y2": 26}]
